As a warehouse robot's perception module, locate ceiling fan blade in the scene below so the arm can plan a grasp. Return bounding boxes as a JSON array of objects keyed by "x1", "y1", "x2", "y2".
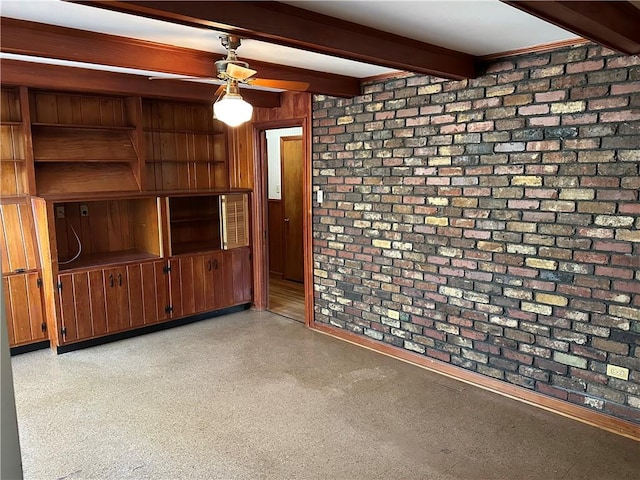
[
  {"x1": 226, "y1": 63, "x2": 257, "y2": 81},
  {"x1": 148, "y1": 75, "x2": 218, "y2": 81},
  {"x1": 248, "y1": 78, "x2": 310, "y2": 91}
]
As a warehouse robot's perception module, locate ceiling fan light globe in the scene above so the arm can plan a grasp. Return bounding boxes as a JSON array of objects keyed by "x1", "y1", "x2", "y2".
[{"x1": 214, "y1": 93, "x2": 253, "y2": 127}]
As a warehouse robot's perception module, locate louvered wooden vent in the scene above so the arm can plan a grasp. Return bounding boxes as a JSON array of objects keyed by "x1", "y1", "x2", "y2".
[{"x1": 220, "y1": 194, "x2": 249, "y2": 249}]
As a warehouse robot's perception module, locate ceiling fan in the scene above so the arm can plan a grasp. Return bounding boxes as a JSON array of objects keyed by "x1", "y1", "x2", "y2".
[{"x1": 152, "y1": 34, "x2": 310, "y2": 126}]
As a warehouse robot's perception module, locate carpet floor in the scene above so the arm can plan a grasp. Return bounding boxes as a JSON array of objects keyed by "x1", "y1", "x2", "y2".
[{"x1": 11, "y1": 310, "x2": 640, "y2": 479}]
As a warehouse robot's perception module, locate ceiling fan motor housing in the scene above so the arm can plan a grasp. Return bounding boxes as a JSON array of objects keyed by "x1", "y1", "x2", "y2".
[
  {"x1": 215, "y1": 58, "x2": 251, "y2": 80},
  {"x1": 216, "y1": 34, "x2": 250, "y2": 80}
]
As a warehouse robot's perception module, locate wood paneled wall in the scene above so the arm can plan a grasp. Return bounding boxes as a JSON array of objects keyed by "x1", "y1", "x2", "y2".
[
  {"x1": 268, "y1": 199, "x2": 284, "y2": 275},
  {"x1": 29, "y1": 91, "x2": 133, "y2": 126}
]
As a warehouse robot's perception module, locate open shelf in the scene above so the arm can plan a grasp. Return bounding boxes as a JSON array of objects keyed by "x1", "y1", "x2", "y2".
[
  {"x1": 58, "y1": 250, "x2": 160, "y2": 272},
  {"x1": 170, "y1": 241, "x2": 221, "y2": 257},
  {"x1": 167, "y1": 195, "x2": 221, "y2": 255},
  {"x1": 36, "y1": 163, "x2": 140, "y2": 195},
  {"x1": 32, "y1": 127, "x2": 137, "y2": 162},
  {"x1": 53, "y1": 197, "x2": 162, "y2": 270},
  {"x1": 170, "y1": 215, "x2": 219, "y2": 224}
]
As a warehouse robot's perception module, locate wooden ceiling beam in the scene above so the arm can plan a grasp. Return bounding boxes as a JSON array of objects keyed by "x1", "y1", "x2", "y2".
[
  {"x1": 0, "y1": 18, "x2": 360, "y2": 97},
  {"x1": 0, "y1": 59, "x2": 281, "y2": 107},
  {"x1": 503, "y1": 1, "x2": 640, "y2": 55},
  {"x1": 76, "y1": 0, "x2": 477, "y2": 79}
]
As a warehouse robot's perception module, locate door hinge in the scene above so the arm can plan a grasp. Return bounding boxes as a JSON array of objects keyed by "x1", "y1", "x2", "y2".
[
  {"x1": 165, "y1": 305, "x2": 173, "y2": 314},
  {"x1": 37, "y1": 278, "x2": 43, "y2": 288},
  {"x1": 61, "y1": 327, "x2": 67, "y2": 337},
  {"x1": 56, "y1": 281, "x2": 63, "y2": 291},
  {"x1": 163, "y1": 265, "x2": 172, "y2": 274},
  {"x1": 41, "y1": 322, "x2": 47, "y2": 333}
]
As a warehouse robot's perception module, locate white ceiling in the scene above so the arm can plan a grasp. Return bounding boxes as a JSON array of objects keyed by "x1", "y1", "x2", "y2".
[{"x1": 1, "y1": 0, "x2": 580, "y2": 83}]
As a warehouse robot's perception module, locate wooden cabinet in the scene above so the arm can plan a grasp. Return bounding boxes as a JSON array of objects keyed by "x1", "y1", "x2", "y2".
[
  {"x1": 56, "y1": 260, "x2": 169, "y2": 344},
  {"x1": 168, "y1": 251, "x2": 225, "y2": 318},
  {"x1": 3, "y1": 273, "x2": 46, "y2": 347},
  {"x1": 165, "y1": 192, "x2": 251, "y2": 317},
  {"x1": 1, "y1": 199, "x2": 46, "y2": 347},
  {"x1": 0, "y1": 87, "x2": 254, "y2": 353}
]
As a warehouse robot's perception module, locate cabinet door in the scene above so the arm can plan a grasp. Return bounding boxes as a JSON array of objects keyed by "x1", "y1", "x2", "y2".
[
  {"x1": 229, "y1": 247, "x2": 252, "y2": 305},
  {"x1": 124, "y1": 262, "x2": 170, "y2": 328},
  {"x1": 104, "y1": 266, "x2": 130, "y2": 332},
  {"x1": 169, "y1": 257, "x2": 197, "y2": 318},
  {"x1": 58, "y1": 272, "x2": 80, "y2": 343},
  {"x1": 3, "y1": 273, "x2": 46, "y2": 347},
  {"x1": 0, "y1": 202, "x2": 39, "y2": 274},
  {"x1": 203, "y1": 252, "x2": 223, "y2": 311},
  {"x1": 192, "y1": 255, "x2": 207, "y2": 314},
  {"x1": 215, "y1": 251, "x2": 234, "y2": 308},
  {"x1": 140, "y1": 261, "x2": 169, "y2": 325},
  {"x1": 58, "y1": 269, "x2": 107, "y2": 343},
  {"x1": 127, "y1": 264, "x2": 145, "y2": 328}
]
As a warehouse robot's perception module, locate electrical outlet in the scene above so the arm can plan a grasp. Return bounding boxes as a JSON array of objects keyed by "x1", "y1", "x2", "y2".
[
  {"x1": 80, "y1": 204, "x2": 89, "y2": 217},
  {"x1": 55, "y1": 206, "x2": 65, "y2": 219},
  {"x1": 606, "y1": 364, "x2": 629, "y2": 381}
]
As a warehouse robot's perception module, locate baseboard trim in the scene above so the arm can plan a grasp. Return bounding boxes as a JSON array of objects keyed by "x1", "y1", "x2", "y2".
[
  {"x1": 310, "y1": 322, "x2": 640, "y2": 441},
  {"x1": 56, "y1": 304, "x2": 250, "y2": 354},
  {"x1": 10, "y1": 340, "x2": 50, "y2": 356}
]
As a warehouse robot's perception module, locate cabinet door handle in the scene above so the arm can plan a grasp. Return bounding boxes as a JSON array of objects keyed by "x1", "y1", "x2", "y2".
[
  {"x1": 213, "y1": 259, "x2": 218, "y2": 270},
  {"x1": 208, "y1": 260, "x2": 212, "y2": 271},
  {"x1": 110, "y1": 274, "x2": 114, "y2": 288},
  {"x1": 284, "y1": 218, "x2": 290, "y2": 222},
  {"x1": 118, "y1": 273, "x2": 122, "y2": 286}
]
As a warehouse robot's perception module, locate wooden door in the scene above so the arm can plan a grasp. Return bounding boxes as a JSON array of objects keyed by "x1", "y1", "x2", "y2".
[
  {"x1": 140, "y1": 261, "x2": 169, "y2": 324},
  {"x1": 192, "y1": 254, "x2": 209, "y2": 314},
  {"x1": 57, "y1": 272, "x2": 79, "y2": 343},
  {"x1": 210, "y1": 251, "x2": 228, "y2": 309},
  {"x1": 104, "y1": 266, "x2": 130, "y2": 332},
  {"x1": 281, "y1": 136, "x2": 304, "y2": 283},
  {"x1": 227, "y1": 247, "x2": 252, "y2": 305},
  {"x1": 169, "y1": 257, "x2": 196, "y2": 318},
  {"x1": 3, "y1": 273, "x2": 46, "y2": 347},
  {"x1": 198, "y1": 253, "x2": 221, "y2": 312},
  {"x1": 127, "y1": 264, "x2": 145, "y2": 328}
]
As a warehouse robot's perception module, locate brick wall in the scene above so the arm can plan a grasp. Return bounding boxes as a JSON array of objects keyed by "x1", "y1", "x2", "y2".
[{"x1": 312, "y1": 43, "x2": 640, "y2": 423}]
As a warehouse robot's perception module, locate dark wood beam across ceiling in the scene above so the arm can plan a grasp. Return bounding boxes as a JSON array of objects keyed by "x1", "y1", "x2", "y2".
[
  {"x1": 0, "y1": 59, "x2": 281, "y2": 107},
  {"x1": 76, "y1": 0, "x2": 478, "y2": 79},
  {"x1": 0, "y1": 18, "x2": 360, "y2": 98},
  {"x1": 503, "y1": 1, "x2": 640, "y2": 55}
]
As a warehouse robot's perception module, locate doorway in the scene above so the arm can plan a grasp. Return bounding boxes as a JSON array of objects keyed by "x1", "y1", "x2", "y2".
[{"x1": 265, "y1": 127, "x2": 305, "y2": 322}]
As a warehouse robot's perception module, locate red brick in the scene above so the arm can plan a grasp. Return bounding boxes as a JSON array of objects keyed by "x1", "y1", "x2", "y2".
[
  {"x1": 594, "y1": 266, "x2": 634, "y2": 279},
  {"x1": 536, "y1": 382, "x2": 568, "y2": 400}
]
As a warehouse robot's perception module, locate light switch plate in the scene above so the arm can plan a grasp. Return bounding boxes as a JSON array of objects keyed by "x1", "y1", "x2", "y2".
[{"x1": 317, "y1": 189, "x2": 324, "y2": 204}]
